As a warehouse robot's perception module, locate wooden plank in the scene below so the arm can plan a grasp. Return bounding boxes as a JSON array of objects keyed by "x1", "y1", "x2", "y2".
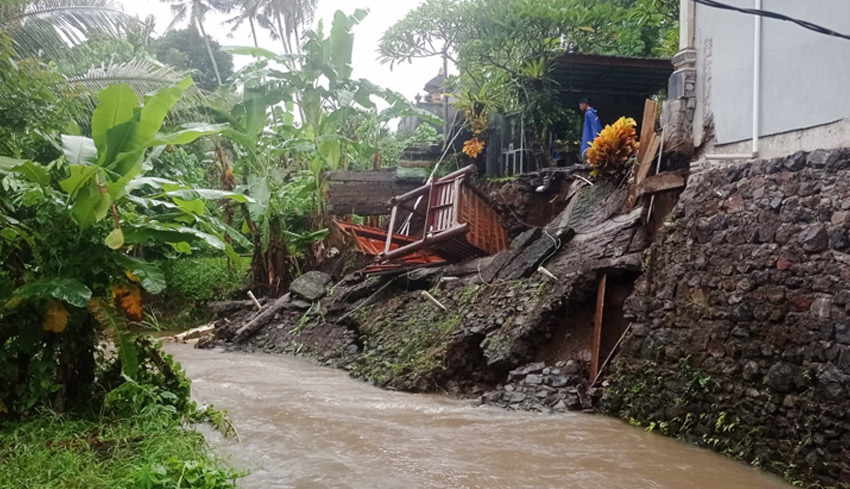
[
  {"x1": 590, "y1": 274, "x2": 607, "y2": 381},
  {"x1": 383, "y1": 205, "x2": 398, "y2": 255},
  {"x1": 635, "y1": 133, "x2": 661, "y2": 185},
  {"x1": 637, "y1": 99, "x2": 658, "y2": 162},
  {"x1": 635, "y1": 172, "x2": 686, "y2": 198}
]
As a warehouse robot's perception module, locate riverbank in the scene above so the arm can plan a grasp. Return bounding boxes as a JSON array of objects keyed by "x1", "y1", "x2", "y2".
[
  {"x1": 0, "y1": 411, "x2": 240, "y2": 489},
  {"x1": 202, "y1": 149, "x2": 850, "y2": 488}
]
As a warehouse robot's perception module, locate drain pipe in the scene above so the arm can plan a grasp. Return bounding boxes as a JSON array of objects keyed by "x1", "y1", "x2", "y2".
[{"x1": 705, "y1": 0, "x2": 762, "y2": 161}]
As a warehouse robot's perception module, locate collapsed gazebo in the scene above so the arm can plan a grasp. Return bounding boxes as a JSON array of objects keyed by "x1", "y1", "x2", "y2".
[{"x1": 336, "y1": 165, "x2": 509, "y2": 273}]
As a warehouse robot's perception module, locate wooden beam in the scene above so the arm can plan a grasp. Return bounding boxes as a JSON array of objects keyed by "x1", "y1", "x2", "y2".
[
  {"x1": 635, "y1": 133, "x2": 661, "y2": 185},
  {"x1": 383, "y1": 205, "x2": 398, "y2": 255},
  {"x1": 637, "y1": 99, "x2": 658, "y2": 163},
  {"x1": 635, "y1": 172, "x2": 686, "y2": 198},
  {"x1": 590, "y1": 274, "x2": 607, "y2": 381}
]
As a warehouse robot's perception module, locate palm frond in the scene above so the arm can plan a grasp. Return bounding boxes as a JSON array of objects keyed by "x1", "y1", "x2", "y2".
[
  {"x1": 67, "y1": 57, "x2": 188, "y2": 96},
  {"x1": 65, "y1": 57, "x2": 208, "y2": 112},
  {"x1": 64, "y1": 56, "x2": 242, "y2": 125},
  {"x1": 0, "y1": 0, "x2": 126, "y2": 58}
]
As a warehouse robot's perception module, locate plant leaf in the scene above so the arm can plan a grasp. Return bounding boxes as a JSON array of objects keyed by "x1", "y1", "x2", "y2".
[
  {"x1": 163, "y1": 188, "x2": 253, "y2": 203},
  {"x1": 105, "y1": 227, "x2": 124, "y2": 249},
  {"x1": 151, "y1": 123, "x2": 228, "y2": 147},
  {"x1": 13, "y1": 161, "x2": 50, "y2": 186},
  {"x1": 12, "y1": 278, "x2": 92, "y2": 308},
  {"x1": 59, "y1": 164, "x2": 98, "y2": 195},
  {"x1": 115, "y1": 255, "x2": 166, "y2": 294},
  {"x1": 61, "y1": 135, "x2": 98, "y2": 166},
  {"x1": 92, "y1": 83, "x2": 139, "y2": 156},
  {"x1": 223, "y1": 45, "x2": 278, "y2": 59},
  {"x1": 88, "y1": 297, "x2": 139, "y2": 378}
]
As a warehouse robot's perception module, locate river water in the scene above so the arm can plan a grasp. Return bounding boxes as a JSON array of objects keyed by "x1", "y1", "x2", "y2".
[{"x1": 168, "y1": 344, "x2": 790, "y2": 489}]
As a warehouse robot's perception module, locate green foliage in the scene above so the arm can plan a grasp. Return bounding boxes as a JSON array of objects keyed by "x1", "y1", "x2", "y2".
[
  {"x1": 0, "y1": 35, "x2": 84, "y2": 161},
  {"x1": 150, "y1": 146, "x2": 212, "y2": 187},
  {"x1": 0, "y1": 0, "x2": 127, "y2": 60},
  {"x1": 377, "y1": 0, "x2": 461, "y2": 68},
  {"x1": 163, "y1": 257, "x2": 249, "y2": 304},
  {"x1": 133, "y1": 456, "x2": 239, "y2": 489},
  {"x1": 0, "y1": 78, "x2": 250, "y2": 416},
  {"x1": 381, "y1": 0, "x2": 679, "y2": 146},
  {"x1": 152, "y1": 28, "x2": 234, "y2": 91},
  {"x1": 0, "y1": 340, "x2": 241, "y2": 489},
  {"x1": 217, "y1": 10, "x2": 435, "y2": 292}
]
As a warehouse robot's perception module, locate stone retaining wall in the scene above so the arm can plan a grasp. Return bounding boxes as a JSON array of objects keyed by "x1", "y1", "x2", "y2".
[{"x1": 606, "y1": 149, "x2": 850, "y2": 488}]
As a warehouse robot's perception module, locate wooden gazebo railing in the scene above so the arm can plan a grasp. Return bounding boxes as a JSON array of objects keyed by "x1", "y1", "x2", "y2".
[{"x1": 378, "y1": 165, "x2": 508, "y2": 265}]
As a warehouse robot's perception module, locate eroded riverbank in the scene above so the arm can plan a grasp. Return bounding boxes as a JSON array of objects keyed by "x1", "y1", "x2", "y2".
[{"x1": 168, "y1": 344, "x2": 790, "y2": 489}]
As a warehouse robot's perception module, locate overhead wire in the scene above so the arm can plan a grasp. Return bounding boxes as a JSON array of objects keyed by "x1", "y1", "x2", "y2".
[{"x1": 692, "y1": 0, "x2": 850, "y2": 42}]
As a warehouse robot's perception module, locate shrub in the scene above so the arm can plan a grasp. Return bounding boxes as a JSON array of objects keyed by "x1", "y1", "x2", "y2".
[{"x1": 163, "y1": 257, "x2": 249, "y2": 304}]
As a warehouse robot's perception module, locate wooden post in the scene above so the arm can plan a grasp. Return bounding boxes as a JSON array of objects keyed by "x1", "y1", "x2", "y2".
[
  {"x1": 383, "y1": 205, "x2": 398, "y2": 255},
  {"x1": 590, "y1": 274, "x2": 607, "y2": 381}
]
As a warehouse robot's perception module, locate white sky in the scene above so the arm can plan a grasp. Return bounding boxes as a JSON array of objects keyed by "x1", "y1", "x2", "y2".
[{"x1": 118, "y1": 0, "x2": 442, "y2": 103}]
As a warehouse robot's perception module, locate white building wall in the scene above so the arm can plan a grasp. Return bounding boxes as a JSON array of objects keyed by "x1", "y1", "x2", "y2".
[{"x1": 693, "y1": 0, "x2": 850, "y2": 155}]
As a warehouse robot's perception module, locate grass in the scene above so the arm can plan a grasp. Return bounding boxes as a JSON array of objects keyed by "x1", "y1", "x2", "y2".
[{"x1": 0, "y1": 411, "x2": 241, "y2": 489}]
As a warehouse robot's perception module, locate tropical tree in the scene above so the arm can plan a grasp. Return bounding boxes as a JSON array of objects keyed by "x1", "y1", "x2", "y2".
[
  {"x1": 152, "y1": 27, "x2": 234, "y2": 91},
  {"x1": 217, "y1": 9, "x2": 440, "y2": 295},
  {"x1": 225, "y1": 0, "x2": 261, "y2": 47},
  {"x1": 161, "y1": 0, "x2": 233, "y2": 86},
  {"x1": 0, "y1": 79, "x2": 249, "y2": 414},
  {"x1": 380, "y1": 0, "x2": 679, "y2": 154},
  {"x1": 256, "y1": 0, "x2": 317, "y2": 54},
  {"x1": 0, "y1": 0, "x2": 125, "y2": 59}
]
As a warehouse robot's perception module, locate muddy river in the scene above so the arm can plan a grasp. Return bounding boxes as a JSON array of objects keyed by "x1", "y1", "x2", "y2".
[{"x1": 167, "y1": 344, "x2": 790, "y2": 489}]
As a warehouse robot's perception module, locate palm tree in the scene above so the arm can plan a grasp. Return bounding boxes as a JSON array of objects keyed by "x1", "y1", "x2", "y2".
[
  {"x1": 0, "y1": 0, "x2": 125, "y2": 58},
  {"x1": 225, "y1": 0, "x2": 261, "y2": 47},
  {"x1": 256, "y1": 0, "x2": 316, "y2": 54},
  {"x1": 161, "y1": 0, "x2": 232, "y2": 87}
]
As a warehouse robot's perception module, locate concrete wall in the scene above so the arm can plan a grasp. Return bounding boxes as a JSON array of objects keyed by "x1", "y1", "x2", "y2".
[{"x1": 693, "y1": 0, "x2": 850, "y2": 151}]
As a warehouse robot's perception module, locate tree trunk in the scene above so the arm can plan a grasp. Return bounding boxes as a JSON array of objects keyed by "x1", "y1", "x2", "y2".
[
  {"x1": 442, "y1": 49, "x2": 449, "y2": 148},
  {"x1": 196, "y1": 16, "x2": 223, "y2": 86},
  {"x1": 232, "y1": 293, "x2": 291, "y2": 342},
  {"x1": 249, "y1": 16, "x2": 259, "y2": 48},
  {"x1": 276, "y1": 13, "x2": 290, "y2": 54}
]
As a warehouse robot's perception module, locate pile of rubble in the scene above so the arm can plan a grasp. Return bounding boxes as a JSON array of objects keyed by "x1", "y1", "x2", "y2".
[{"x1": 480, "y1": 361, "x2": 597, "y2": 413}]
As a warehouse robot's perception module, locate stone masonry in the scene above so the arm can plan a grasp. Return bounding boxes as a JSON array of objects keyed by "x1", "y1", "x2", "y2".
[{"x1": 606, "y1": 148, "x2": 850, "y2": 488}]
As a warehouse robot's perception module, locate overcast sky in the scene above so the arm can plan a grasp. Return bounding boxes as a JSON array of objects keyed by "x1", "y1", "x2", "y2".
[{"x1": 118, "y1": 0, "x2": 441, "y2": 103}]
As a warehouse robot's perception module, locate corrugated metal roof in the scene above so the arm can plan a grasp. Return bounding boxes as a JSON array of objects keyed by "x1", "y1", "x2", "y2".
[{"x1": 552, "y1": 53, "x2": 673, "y2": 97}]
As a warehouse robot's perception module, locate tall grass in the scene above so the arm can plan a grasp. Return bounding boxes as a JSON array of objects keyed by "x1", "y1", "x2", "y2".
[{"x1": 0, "y1": 411, "x2": 240, "y2": 489}]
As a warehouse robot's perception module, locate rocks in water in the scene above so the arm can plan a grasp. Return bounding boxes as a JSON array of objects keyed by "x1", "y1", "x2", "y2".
[
  {"x1": 482, "y1": 361, "x2": 592, "y2": 413},
  {"x1": 524, "y1": 374, "x2": 543, "y2": 385},
  {"x1": 509, "y1": 362, "x2": 545, "y2": 380},
  {"x1": 290, "y1": 271, "x2": 333, "y2": 301}
]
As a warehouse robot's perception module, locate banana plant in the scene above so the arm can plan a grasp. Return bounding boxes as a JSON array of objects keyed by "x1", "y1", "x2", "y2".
[{"x1": 0, "y1": 79, "x2": 251, "y2": 411}]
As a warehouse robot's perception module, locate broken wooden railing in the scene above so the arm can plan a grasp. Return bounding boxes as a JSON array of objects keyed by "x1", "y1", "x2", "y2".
[{"x1": 378, "y1": 164, "x2": 508, "y2": 265}]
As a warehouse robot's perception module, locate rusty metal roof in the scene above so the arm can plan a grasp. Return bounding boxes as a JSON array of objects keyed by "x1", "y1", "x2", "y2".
[{"x1": 552, "y1": 53, "x2": 673, "y2": 98}]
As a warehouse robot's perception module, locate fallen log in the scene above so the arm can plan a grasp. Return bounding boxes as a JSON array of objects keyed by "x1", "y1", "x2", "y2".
[
  {"x1": 163, "y1": 324, "x2": 215, "y2": 343},
  {"x1": 208, "y1": 299, "x2": 268, "y2": 314},
  {"x1": 232, "y1": 294, "x2": 292, "y2": 343}
]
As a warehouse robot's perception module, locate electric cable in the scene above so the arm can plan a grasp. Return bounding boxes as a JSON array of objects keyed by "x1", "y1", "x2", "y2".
[{"x1": 692, "y1": 0, "x2": 850, "y2": 42}]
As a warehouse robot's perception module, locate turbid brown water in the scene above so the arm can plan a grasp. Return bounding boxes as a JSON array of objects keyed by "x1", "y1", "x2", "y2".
[{"x1": 168, "y1": 344, "x2": 791, "y2": 489}]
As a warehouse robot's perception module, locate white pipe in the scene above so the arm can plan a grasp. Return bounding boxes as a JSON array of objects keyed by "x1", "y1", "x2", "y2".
[
  {"x1": 752, "y1": 0, "x2": 762, "y2": 156},
  {"x1": 706, "y1": 154, "x2": 757, "y2": 160},
  {"x1": 705, "y1": 0, "x2": 761, "y2": 161}
]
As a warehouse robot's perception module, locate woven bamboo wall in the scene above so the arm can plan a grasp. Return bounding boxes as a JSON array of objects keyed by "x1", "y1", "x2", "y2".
[{"x1": 457, "y1": 185, "x2": 508, "y2": 255}]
